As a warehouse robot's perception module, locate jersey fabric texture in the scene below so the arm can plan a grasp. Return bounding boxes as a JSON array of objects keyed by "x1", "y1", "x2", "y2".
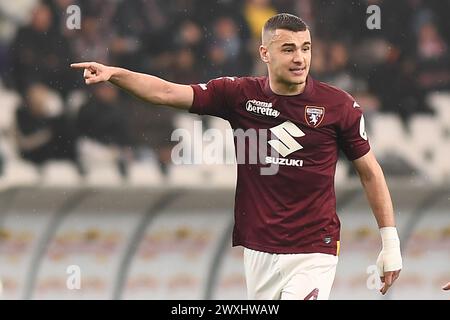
[{"x1": 189, "y1": 76, "x2": 370, "y2": 255}]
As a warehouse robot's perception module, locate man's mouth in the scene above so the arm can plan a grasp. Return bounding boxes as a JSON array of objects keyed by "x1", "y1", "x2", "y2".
[{"x1": 289, "y1": 67, "x2": 306, "y2": 76}]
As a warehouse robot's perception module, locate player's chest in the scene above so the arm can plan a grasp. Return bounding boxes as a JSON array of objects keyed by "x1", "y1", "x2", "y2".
[{"x1": 231, "y1": 98, "x2": 339, "y2": 144}]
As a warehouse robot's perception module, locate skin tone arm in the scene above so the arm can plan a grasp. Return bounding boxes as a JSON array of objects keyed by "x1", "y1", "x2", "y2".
[
  {"x1": 70, "y1": 62, "x2": 194, "y2": 110},
  {"x1": 352, "y1": 150, "x2": 401, "y2": 295}
]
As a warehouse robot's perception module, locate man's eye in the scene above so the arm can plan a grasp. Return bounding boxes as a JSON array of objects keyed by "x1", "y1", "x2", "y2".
[
  {"x1": 302, "y1": 47, "x2": 311, "y2": 52},
  {"x1": 283, "y1": 49, "x2": 294, "y2": 53}
]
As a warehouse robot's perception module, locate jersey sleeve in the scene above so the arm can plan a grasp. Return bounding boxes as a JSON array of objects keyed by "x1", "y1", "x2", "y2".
[
  {"x1": 189, "y1": 77, "x2": 237, "y2": 120},
  {"x1": 337, "y1": 98, "x2": 371, "y2": 161}
]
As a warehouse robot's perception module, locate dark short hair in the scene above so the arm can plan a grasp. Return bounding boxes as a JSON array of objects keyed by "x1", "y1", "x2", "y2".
[{"x1": 263, "y1": 13, "x2": 308, "y2": 33}]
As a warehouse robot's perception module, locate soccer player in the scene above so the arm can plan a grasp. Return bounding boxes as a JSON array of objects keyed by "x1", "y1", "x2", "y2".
[{"x1": 71, "y1": 13, "x2": 402, "y2": 300}]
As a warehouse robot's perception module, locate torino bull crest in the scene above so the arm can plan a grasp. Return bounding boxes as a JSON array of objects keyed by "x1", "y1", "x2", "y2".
[{"x1": 305, "y1": 106, "x2": 325, "y2": 128}]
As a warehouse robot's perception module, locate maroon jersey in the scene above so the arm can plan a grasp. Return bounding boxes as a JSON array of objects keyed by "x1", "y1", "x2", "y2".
[{"x1": 189, "y1": 76, "x2": 370, "y2": 255}]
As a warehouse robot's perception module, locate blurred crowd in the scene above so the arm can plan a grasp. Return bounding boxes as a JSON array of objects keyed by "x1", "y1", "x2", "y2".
[{"x1": 0, "y1": 0, "x2": 448, "y2": 177}]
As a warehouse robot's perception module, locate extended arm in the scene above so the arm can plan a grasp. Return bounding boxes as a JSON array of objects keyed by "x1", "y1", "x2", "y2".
[
  {"x1": 70, "y1": 62, "x2": 193, "y2": 110},
  {"x1": 352, "y1": 150, "x2": 402, "y2": 295}
]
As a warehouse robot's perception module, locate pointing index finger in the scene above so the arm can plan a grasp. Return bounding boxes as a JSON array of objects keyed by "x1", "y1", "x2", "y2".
[
  {"x1": 70, "y1": 62, "x2": 92, "y2": 69},
  {"x1": 384, "y1": 271, "x2": 393, "y2": 285},
  {"x1": 380, "y1": 282, "x2": 391, "y2": 295}
]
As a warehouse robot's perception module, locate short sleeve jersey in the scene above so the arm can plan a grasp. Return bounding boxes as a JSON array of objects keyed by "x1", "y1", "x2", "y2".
[{"x1": 189, "y1": 76, "x2": 370, "y2": 255}]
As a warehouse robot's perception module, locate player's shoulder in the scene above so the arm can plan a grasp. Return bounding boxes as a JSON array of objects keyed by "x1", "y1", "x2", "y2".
[
  {"x1": 217, "y1": 76, "x2": 267, "y2": 94},
  {"x1": 207, "y1": 75, "x2": 265, "y2": 85},
  {"x1": 313, "y1": 78, "x2": 355, "y2": 106},
  {"x1": 236, "y1": 76, "x2": 268, "y2": 93},
  {"x1": 224, "y1": 76, "x2": 266, "y2": 86}
]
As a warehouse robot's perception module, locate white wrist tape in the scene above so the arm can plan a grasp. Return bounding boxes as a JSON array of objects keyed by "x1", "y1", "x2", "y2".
[{"x1": 376, "y1": 227, "x2": 402, "y2": 275}]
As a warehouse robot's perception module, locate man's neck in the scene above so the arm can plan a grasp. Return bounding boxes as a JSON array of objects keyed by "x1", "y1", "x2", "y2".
[{"x1": 269, "y1": 77, "x2": 306, "y2": 96}]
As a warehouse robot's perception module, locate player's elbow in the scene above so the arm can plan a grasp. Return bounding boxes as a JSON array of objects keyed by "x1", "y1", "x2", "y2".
[
  {"x1": 152, "y1": 82, "x2": 178, "y2": 106},
  {"x1": 159, "y1": 83, "x2": 193, "y2": 110},
  {"x1": 148, "y1": 84, "x2": 170, "y2": 106}
]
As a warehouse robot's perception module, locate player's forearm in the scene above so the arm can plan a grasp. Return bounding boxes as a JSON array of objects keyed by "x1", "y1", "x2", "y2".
[
  {"x1": 354, "y1": 154, "x2": 401, "y2": 287},
  {"x1": 71, "y1": 62, "x2": 193, "y2": 109},
  {"x1": 359, "y1": 164, "x2": 396, "y2": 228},
  {"x1": 108, "y1": 67, "x2": 174, "y2": 105}
]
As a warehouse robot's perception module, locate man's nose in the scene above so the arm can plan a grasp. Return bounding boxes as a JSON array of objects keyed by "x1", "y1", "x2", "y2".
[{"x1": 292, "y1": 50, "x2": 303, "y2": 63}]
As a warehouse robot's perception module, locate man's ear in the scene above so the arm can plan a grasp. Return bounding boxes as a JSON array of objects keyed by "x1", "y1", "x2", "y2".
[{"x1": 259, "y1": 45, "x2": 269, "y2": 63}]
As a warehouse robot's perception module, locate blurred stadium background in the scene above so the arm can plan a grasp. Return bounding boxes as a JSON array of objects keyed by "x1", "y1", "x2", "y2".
[{"x1": 0, "y1": 0, "x2": 448, "y2": 300}]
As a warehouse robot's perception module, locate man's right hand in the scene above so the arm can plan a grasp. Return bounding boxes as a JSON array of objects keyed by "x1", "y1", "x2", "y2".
[
  {"x1": 70, "y1": 62, "x2": 114, "y2": 85},
  {"x1": 376, "y1": 227, "x2": 402, "y2": 295}
]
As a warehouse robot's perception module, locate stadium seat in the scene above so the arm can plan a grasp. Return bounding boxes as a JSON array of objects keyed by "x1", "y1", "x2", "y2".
[
  {"x1": 405, "y1": 115, "x2": 445, "y2": 182},
  {"x1": 83, "y1": 163, "x2": 123, "y2": 187},
  {"x1": 431, "y1": 141, "x2": 450, "y2": 182},
  {"x1": 205, "y1": 164, "x2": 237, "y2": 188},
  {"x1": 0, "y1": 87, "x2": 20, "y2": 133},
  {"x1": 409, "y1": 115, "x2": 443, "y2": 150},
  {"x1": 40, "y1": 160, "x2": 81, "y2": 187},
  {"x1": 369, "y1": 113, "x2": 409, "y2": 159},
  {"x1": 166, "y1": 164, "x2": 208, "y2": 187},
  {"x1": 43, "y1": 87, "x2": 64, "y2": 117},
  {"x1": 77, "y1": 138, "x2": 121, "y2": 167},
  {"x1": 77, "y1": 138, "x2": 123, "y2": 187},
  {"x1": 65, "y1": 89, "x2": 88, "y2": 115},
  {"x1": 126, "y1": 161, "x2": 164, "y2": 187},
  {"x1": 0, "y1": 0, "x2": 37, "y2": 27},
  {"x1": 0, "y1": 160, "x2": 40, "y2": 189},
  {"x1": 427, "y1": 91, "x2": 450, "y2": 127}
]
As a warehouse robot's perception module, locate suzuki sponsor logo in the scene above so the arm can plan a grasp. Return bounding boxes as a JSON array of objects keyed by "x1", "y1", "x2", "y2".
[
  {"x1": 268, "y1": 121, "x2": 305, "y2": 157},
  {"x1": 265, "y1": 157, "x2": 303, "y2": 167}
]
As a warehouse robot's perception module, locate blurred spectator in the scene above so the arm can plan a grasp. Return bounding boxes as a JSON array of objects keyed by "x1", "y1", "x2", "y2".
[
  {"x1": 76, "y1": 83, "x2": 131, "y2": 148},
  {"x1": 243, "y1": 0, "x2": 277, "y2": 76},
  {"x1": 366, "y1": 40, "x2": 432, "y2": 121},
  {"x1": 351, "y1": 91, "x2": 381, "y2": 132},
  {"x1": 205, "y1": 16, "x2": 251, "y2": 79},
  {"x1": 77, "y1": 0, "x2": 117, "y2": 26},
  {"x1": 76, "y1": 83, "x2": 136, "y2": 176},
  {"x1": 1, "y1": 0, "x2": 449, "y2": 179},
  {"x1": 71, "y1": 15, "x2": 112, "y2": 64},
  {"x1": 173, "y1": 19, "x2": 204, "y2": 56},
  {"x1": 309, "y1": 39, "x2": 326, "y2": 78},
  {"x1": 243, "y1": 0, "x2": 277, "y2": 40},
  {"x1": 169, "y1": 48, "x2": 201, "y2": 84},
  {"x1": 111, "y1": 0, "x2": 168, "y2": 70},
  {"x1": 312, "y1": 40, "x2": 367, "y2": 94},
  {"x1": 125, "y1": 99, "x2": 177, "y2": 176},
  {"x1": 44, "y1": 0, "x2": 78, "y2": 36},
  {"x1": 322, "y1": 42, "x2": 355, "y2": 92},
  {"x1": 15, "y1": 83, "x2": 77, "y2": 166},
  {"x1": 417, "y1": 23, "x2": 447, "y2": 60},
  {"x1": 0, "y1": 42, "x2": 7, "y2": 81},
  {"x1": 8, "y1": 3, "x2": 75, "y2": 97},
  {"x1": 214, "y1": 17, "x2": 243, "y2": 60},
  {"x1": 415, "y1": 22, "x2": 450, "y2": 93}
]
